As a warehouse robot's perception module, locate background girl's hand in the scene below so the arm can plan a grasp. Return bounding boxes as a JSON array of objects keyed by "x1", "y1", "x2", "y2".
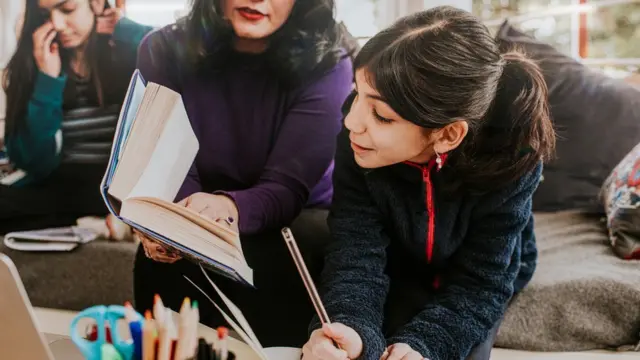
[
  {"x1": 96, "y1": 8, "x2": 124, "y2": 35},
  {"x1": 178, "y1": 193, "x2": 240, "y2": 233},
  {"x1": 380, "y1": 343, "x2": 427, "y2": 360},
  {"x1": 302, "y1": 323, "x2": 363, "y2": 360},
  {"x1": 32, "y1": 22, "x2": 61, "y2": 78},
  {"x1": 135, "y1": 230, "x2": 181, "y2": 263}
]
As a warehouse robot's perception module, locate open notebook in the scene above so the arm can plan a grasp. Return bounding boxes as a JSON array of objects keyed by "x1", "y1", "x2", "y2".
[
  {"x1": 3, "y1": 227, "x2": 99, "y2": 252},
  {"x1": 185, "y1": 229, "x2": 323, "y2": 360},
  {"x1": 186, "y1": 266, "x2": 303, "y2": 360},
  {"x1": 100, "y1": 70, "x2": 253, "y2": 286}
]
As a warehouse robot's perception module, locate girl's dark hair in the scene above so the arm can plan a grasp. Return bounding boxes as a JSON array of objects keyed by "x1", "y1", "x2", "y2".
[
  {"x1": 355, "y1": 6, "x2": 556, "y2": 192},
  {"x1": 183, "y1": 0, "x2": 355, "y2": 84},
  {"x1": 2, "y1": 0, "x2": 113, "y2": 137}
]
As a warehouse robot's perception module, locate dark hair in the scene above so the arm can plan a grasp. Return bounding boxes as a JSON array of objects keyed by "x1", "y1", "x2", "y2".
[
  {"x1": 183, "y1": 0, "x2": 355, "y2": 84},
  {"x1": 2, "y1": 0, "x2": 111, "y2": 136},
  {"x1": 354, "y1": 6, "x2": 555, "y2": 192}
]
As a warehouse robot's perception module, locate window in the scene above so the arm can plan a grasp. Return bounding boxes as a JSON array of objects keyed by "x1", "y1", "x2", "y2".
[
  {"x1": 586, "y1": 1, "x2": 640, "y2": 59},
  {"x1": 125, "y1": 0, "x2": 188, "y2": 27},
  {"x1": 336, "y1": 0, "x2": 380, "y2": 43},
  {"x1": 0, "y1": 0, "x2": 23, "y2": 67},
  {"x1": 473, "y1": 0, "x2": 574, "y2": 20},
  {"x1": 473, "y1": 0, "x2": 640, "y2": 77}
]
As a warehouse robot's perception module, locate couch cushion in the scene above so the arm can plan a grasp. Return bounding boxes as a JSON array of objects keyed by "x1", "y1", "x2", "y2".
[
  {"x1": 496, "y1": 21, "x2": 640, "y2": 212},
  {"x1": 497, "y1": 211, "x2": 640, "y2": 351}
]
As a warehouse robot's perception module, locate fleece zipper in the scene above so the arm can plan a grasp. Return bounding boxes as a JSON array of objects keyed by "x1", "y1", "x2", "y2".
[{"x1": 404, "y1": 154, "x2": 448, "y2": 288}]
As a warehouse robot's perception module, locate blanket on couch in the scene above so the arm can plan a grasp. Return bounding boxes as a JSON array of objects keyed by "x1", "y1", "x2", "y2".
[{"x1": 496, "y1": 211, "x2": 640, "y2": 351}]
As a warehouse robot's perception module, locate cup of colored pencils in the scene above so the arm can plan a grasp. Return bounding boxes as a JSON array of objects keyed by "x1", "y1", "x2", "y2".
[{"x1": 141, "y1": 294, "x2": 235, "y2": 360}]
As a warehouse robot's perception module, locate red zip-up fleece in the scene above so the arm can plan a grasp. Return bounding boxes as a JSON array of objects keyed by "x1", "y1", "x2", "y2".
[{"x1": 311, "y1": 126, "x2": 542, "y2": 360}]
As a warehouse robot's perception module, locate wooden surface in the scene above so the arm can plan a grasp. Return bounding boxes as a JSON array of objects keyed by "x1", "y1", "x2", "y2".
[{"x1": 33, "y1": 307, "x2": 637, "y2": 360}]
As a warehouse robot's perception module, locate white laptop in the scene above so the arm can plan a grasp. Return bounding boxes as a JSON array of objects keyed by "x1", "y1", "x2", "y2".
[{"x1": 0, "y1": 253, "x2": 83, "y2": 360}]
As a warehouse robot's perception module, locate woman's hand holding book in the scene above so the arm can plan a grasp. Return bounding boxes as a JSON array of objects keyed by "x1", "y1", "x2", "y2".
[
  {"x1": 138, "y1": 192, "x2": 240, "y2": 264},
  {"x1": 177, "y1": 192, "x2": 240, "y2": 234},
  {"x1": 136, "y1": 230, "x2": 181, "y2": 263}
]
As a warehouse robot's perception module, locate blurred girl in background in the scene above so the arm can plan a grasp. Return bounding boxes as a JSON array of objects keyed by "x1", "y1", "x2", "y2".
[{"x1": 1, "y1": 0, "x2": 152, "y2": 233}]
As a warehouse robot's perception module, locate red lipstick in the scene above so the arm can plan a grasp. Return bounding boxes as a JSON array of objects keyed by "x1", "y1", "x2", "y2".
[{"x1": 238, "y1": 7, "x2": 266, "y2": 21}]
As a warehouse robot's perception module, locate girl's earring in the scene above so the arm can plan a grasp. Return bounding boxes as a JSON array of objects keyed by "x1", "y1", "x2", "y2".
[{"x1": 435, "y1": 150, "x2": 443, "y2": 170}]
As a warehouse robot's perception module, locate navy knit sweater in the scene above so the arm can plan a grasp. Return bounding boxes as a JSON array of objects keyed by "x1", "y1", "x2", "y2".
[{"x1": 312, "y1": 127, "x2": 543, "y2": 360}]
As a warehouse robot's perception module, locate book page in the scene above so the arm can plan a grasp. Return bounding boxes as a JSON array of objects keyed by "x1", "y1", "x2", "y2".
[
  {"x1": 120, "y1": 84, "x2": 158, "y2": 162},
  {"x1": 100, "y1": 71, "x2": 145, "y2": 194},
  {"x1": 108, "y1": 85, "x2": 198, "y2": 202},
  {"x1": 120, "y1": 198, "x2": 254, "y2": 286},
  {"x1": 120, "y1": 199, "x2": 244, "y2": 264},
  {"x1": 117, "y1": 74, "x2": 148, "y2": 161},
  {"x1": 133, "y1": 197, "x2": 242, "y2": 253},
  {"x1": 107, "y1": 83, "x2": 162, "y2": 201},
  {"x1": 127, "y1": 93, "x2": 198, "y2": 202}
]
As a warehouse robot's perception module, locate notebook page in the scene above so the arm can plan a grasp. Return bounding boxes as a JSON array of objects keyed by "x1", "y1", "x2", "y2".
[
  {"x1": 199, "y1": 266, "x2": 263, "y2": 349},
  {"x1": 184, "y1": 276, "x2": 269, "y2": 360},
  {"x1": 127, "y1": 93, "x2": 198, "y2": 202}
]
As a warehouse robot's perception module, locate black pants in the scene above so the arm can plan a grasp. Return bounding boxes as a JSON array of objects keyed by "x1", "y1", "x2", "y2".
[
  {"x1": 0, "y1": 164, "x2": 107, "y2": 235},
  {"x1": 383, "y1": 243, "x2": 502, "y2": 360},
  {"x1": 133, "y1": 209, "x2": 331, "y2": 347}
]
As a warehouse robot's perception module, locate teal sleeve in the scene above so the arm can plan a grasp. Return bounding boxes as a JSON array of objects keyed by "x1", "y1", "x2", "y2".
[
  {"x1": 112, "y1": 17, "x2": 155, "y2": 54},
  {"x1": 5, "y1": 71, "x2": 67, "y2": 180}
]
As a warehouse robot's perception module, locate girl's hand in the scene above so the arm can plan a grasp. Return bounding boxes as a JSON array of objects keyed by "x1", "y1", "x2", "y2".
[
  {"x1": 33, "y1": 22, "x2": 61, "y2": 78},
  {"x1": 135, "y1": 230, "x2": 181, "y2": 263},
  {"x1": 302, "y1": 323, "x2": 363, "y2": 360},
  {"x1": 178, "y1": 193, "x2": 240, "y2": 233},
  {"x1": 96, "y1": 8, "x2": 124, "y2": 35},
  {"x1": 380, "y1": 343, "x2": 428, "y2": 360}
]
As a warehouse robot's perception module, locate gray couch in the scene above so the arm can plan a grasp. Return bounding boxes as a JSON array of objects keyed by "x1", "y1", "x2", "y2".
[
  {"x1": 1, "y1": 240, "x2": 138, "y2": 310},
  {"x1": 0, "y1": 208, "x2": 331, "y2": 311}
]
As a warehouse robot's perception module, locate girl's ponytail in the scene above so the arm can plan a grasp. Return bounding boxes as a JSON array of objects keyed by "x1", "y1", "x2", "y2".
[{"x1": 452, "y1": 49, "x2": 556, "y2": 191}]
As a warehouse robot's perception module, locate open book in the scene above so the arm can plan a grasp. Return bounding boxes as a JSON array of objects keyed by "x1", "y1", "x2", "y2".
[{"x1": 100, "y1": 70, "x2": 253, "y2": 285}]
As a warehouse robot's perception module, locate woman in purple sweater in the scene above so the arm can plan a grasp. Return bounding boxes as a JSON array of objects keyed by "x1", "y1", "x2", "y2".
[{"x1": 133, "y1": 0, "x2": 354, "y2": 346}]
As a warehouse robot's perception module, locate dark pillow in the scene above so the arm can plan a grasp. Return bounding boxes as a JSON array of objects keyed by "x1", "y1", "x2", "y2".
[
  {"x1": 496, "y1": 20, "x2": 640, "y2": 212},
  {"x1": 601, "y1": 142, "x2": 640, "y2": 260}
]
